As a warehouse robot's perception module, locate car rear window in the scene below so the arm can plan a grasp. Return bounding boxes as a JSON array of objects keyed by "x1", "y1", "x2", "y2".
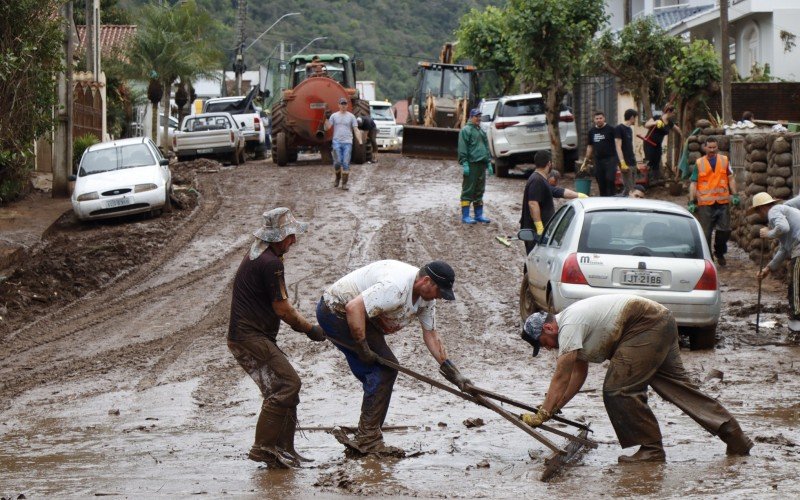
[
  {"x1": 499, "y1": 98, "x2": 545, "y2": 118},
  {"x1": 184, "y1": 116, "x2": 233, "y2": 132},
  {"x1": 578, "y1": 210, "x2": 703, "y2": 259}
]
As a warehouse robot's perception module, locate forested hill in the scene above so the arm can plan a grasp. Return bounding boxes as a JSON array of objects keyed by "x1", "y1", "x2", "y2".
[{"x1": 121, "y1": 0, "x2": 506, "y2": 100}]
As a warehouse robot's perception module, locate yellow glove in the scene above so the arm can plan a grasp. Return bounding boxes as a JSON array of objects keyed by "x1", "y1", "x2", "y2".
[
  {"x1": 577, "y1": 193, "x2": 588, "y2": 199},
  {"x1": 534, "y1": 221, "x2": 544, "y2": 235},
  {"x1": 521, "y1": 407, "x2": 552, "y2": 428},
  {"x1": 656, "y1": 119, "x2": 665, "y2": 129},
  {"x1": 620, "y1": 161, "x2": 629, "y2": 172}
]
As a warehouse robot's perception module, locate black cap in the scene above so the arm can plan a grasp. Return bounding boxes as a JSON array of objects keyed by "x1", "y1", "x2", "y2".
[{"x1": 424, "y1": 261, "x2": 455, "y2": 300}]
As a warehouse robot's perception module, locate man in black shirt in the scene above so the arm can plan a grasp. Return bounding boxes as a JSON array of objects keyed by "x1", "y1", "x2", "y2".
[
  {"x1": 615, "y1": 109, "x2": 638, "y2": 196},
  {"x1": 584, "y1": 111, "x2": 618, "y2": 196},
  {"x1": 520, "y1": 151, "x2": 585, "y2": 254},
  {"x1": 357, "y1": 115, "x2": 379, "y2": 163},
  {"x1": 227, "y1": 207, "x2": 325, "y2": 468},
  {"x1": 643, "y1": 105, "x2": 682, "y2": 185}
]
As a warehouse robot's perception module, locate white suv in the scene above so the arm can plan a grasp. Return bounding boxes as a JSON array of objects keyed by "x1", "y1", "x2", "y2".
[{"x1": 487, "y1": 93, "x2": 578, "y2": 177}]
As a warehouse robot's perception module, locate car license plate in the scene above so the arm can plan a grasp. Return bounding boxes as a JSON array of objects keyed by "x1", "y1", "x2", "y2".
[
  {"x1": 621, "y1": 270, "x2": 663, "y2": 286},
  {"x1": 197, "y1": 148, "x2": 213, "y2": 154},
  {"x1": 525, "y1": 122, "x2": 545, "y2": 131},
  {"x1": 104, "y1": 197, "x2": 131, "y2": 209}
]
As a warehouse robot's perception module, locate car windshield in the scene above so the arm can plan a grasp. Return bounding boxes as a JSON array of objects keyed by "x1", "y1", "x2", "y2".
[
  {"x1": 500, "y1": 98, "x2": 545, "y2": 117},
  {"x1": 183, "y1": 116, "x2": 232, "y2": 132},
  {"x1": 370, "y1": 106, "x2": 394, "y2": 120},
  {"x1": 79, "y1": 144, "x2": 154, "y2": 175},
  {"x1": 578, "y1": 210, "x2": 703, "y2": 259}
]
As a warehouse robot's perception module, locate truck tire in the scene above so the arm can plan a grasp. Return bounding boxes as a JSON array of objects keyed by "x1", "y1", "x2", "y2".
[
  {"x1": 289, "y1": 149, "x2": 298, "y2": 163},
  {"x1": 276, "y1": 132, "x2": 289, "y2": 166},
  {"x1": 271, "y1": 101, "x2": 288, "y2": 164},
  {"x1": 687, "y1": 324, "x2": 717, "y2": 350},
  {"x1": 230, "y1": 149, "x2": 240, "y2": 166},
  {"x1": 239, "y1": 147, "x2": 246, "y2": 165},
  {"x1": 495, "y1": 158, "x2": 510, "y2": 178}
]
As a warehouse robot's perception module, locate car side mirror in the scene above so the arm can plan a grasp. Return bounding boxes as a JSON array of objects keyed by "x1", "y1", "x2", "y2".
[
  {"x1": 68, "y1": 174, "x2": 77, "y2": 181},
  {"x1": 517, "y1": 229, "x2": 538, "y2": 242},
  {"x1": 160, "y1": 159, "x2": 169, "y2": 166}
]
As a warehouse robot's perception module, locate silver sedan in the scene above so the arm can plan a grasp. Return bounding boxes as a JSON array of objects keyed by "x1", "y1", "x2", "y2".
[{"x1": 519, "y1": 197, "x2": 721, "y2": 350}]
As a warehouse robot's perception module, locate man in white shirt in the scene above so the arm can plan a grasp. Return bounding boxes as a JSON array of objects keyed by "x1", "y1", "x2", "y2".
[
  {"x1": 324, "y1": 97, "x2": 362, "y2": 190},
  {"x1": 520, "y1": 295, "x2": 752, "y2": 463},
  {"x1": 316, "y1": 260, "x2": 471, "y2": 455}
]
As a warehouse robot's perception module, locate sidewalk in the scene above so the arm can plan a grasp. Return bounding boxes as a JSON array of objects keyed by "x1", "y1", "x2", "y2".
[{"x1": 0, "y1": 176, "x2": 71, "y2": 273}]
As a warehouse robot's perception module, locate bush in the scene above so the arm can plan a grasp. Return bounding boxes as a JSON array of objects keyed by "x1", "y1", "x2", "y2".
[{"x1": 73, "y1": 134, "x2": 100, "y2": 170}]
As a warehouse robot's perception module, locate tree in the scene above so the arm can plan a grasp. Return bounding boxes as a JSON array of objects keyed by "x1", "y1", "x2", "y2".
[
  {"x1": 125, "y1": 0, "x2": 223, "y2": 149},
  {"x1": 596, "y1": 17, "x2": 682, "y2": 119},
  {"x1": 507, "y1": 0, "x2": 608, "y2": 171},
  {"x1": 455, "y1": 6, "x2": 516, "y2": 95},
  {"x1": 666, "y1": 39, "x2": 721, "y2": 142},
  {"x1": 0, "y1": 0, "x2": 64, "y2": 202}
]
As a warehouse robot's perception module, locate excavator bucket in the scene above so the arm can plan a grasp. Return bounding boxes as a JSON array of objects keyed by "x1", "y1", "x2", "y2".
[{"x1": 401, "y1": 125, "x2": 460, "y2": 160}]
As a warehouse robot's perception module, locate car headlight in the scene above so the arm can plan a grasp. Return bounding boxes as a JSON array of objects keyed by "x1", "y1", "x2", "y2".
[
  {"x1": 76, "y1": 192, "x2": 99, "y2": 201},
  {"x1": 134, "y1": 183, "x2": 158, "y2": 193}
]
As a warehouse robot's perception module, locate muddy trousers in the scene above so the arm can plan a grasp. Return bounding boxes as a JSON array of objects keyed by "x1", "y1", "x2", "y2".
[
  {"x1": 603, "y1": 316, "x2": 737, "y2": 449},
  {"x1": 461, "y1": 161, "x2": 487, "y2": 205},
  {"x1": 316, "y1": 298, "x2": 398, "y2": 448},
  {"x1": 696, "y1": 203, "x2": 731, "y2": 259},
  {"x1": 644, "y1": 144, "x2": 663, "y2": 183},
  {"x1": 594, "y1": 156, "x2": 618, "y2": 197},
  {"x1": 227, "y1": 336, "x2": 301, "y2": 450},
  {"x1": 789, "y1": 257, "x2": 800, "y2": 333}
]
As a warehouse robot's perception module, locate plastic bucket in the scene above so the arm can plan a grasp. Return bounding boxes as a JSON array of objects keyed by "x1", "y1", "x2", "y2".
[{"x1": 575, "y1": 178, "x2": 592, "y2": 196}]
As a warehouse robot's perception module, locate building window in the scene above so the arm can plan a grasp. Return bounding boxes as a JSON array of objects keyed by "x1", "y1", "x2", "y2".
[{"x1": 740, "y1": 21, "x2": 760, "y2": 74}]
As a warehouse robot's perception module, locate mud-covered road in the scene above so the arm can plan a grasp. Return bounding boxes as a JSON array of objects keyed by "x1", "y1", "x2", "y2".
[{"x1": 1, "y1": 155, "x2": 799, "y2": 498}]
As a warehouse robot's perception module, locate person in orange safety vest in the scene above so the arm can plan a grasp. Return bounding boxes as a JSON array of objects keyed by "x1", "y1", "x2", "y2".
[{"x1": 688, "y1": 137, "x2": 740, "y2": 267}]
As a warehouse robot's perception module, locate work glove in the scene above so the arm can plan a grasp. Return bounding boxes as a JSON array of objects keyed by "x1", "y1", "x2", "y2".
[
  {"x1": 439, "y1": 359, "x2": 472, "y2": 392},
  {"x1": 462, "y1": 162, "x2": 470, "y2": 176},
  {"x1": 687, "y1": 200, "x2": 697, "y2": 214},
  {"x1": 579, "y1": 159, "x2": 590, "y2": 174},
  {"x1": 354, "y1": 338, "x2": 378, "y2": 365},
  {"x1": 521, "y1": 407, "x2": 552, "y2": 428},
  {"x1": 656, "y1": 119, "x2": 665, "y2": 129},
  {"x1": 619, "y1": 161, "x2": 629, "y2": 172},
  {"x1": 577, "y1": 193, "x2": 588, "y2": 199},
  {"x1": 731, "y1": 193, "x2": 741, "y2": 206},
  {"x1": 307, "y1": 324, "x2": 326, "y2": 342},
  {"x1": 534, "y1": 221, "x2": 545, "y2": 236},
  {"x1": 486, "y1": 161, "x2": 494, "y2": 176}
]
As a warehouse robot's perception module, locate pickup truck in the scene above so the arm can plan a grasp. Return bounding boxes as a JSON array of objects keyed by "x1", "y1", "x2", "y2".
[
  {"x1": 172, "y1": 112, "x2": 246, "y2": 165},
  {"x1": 369, "y1": 101, "x2": 402, "y2": 152},
  {"x1": 203, "y1": 89, "x2": 267, "y2": 159}
]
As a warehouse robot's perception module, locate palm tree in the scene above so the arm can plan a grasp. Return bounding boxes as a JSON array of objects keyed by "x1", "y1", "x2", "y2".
[{"x1": 125, "y1": 0, "x2": 222, "y2": 150}]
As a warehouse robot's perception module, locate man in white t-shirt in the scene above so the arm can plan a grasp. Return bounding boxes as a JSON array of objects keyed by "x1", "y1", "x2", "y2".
[
  {"x1": 519, "y1": 294, "x2": 752, "y2": 463},
  {"x1": 316, "y1": 260, "x2": 472, "y2": 455},
  {"x1": 324, "y1": 97, "x2": 362, "y2": 190}
]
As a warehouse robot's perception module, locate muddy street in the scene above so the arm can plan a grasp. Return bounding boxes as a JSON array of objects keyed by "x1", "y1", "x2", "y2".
[{"x1": 1, "y1": 155, "x2": 799, "y2": 498}]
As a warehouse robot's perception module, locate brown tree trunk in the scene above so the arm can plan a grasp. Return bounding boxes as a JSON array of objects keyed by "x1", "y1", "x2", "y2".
[{"x1": 545, "y1": 87, "x2": 564, "y2": 172}]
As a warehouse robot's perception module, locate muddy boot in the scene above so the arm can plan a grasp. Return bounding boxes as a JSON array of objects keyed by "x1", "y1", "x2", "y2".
[
  {"x1": 277, "y1": 407, "x2": 313, "y2": 463},
  {"x1": 352, "y1": 415, "x2": 405, "y2": 457},
  {"x1": 473, "y1": 204, "x2": 491, "y2": 224},
  {"x1": 333, "y1": 167, "x2": 342, "y2": 188},
  {"x1": 718, "y1": 419, "x2": 753, "y2": 456},
  {"x1": 248, "y1": 406, "x2": 298, "y2": 468},
  {"x1": 617, "y1": 441, "x2": 666, "y2": 463},
  {"x1": 341, "y1": 171, "x2": 350, "y2": 190},
  {"x1": 331, "y1": 426, "x2": 405, "y2": 458}
]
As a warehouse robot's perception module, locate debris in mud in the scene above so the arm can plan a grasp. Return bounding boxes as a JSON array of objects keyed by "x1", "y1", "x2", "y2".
[
  {"x1": 476, "y1": 459, "x2": 490, "y2": 468},
  {"x1": 731, "y1": 302, "x2": 788, "y2": 317},
  {"x1": 108, "y1": 408, "x2": 120, "y2": 416},
  {"x1": 755, "y1": 433, "x2": 797, "y2": 447},
  {"x1": 437, "y1": 421, "x2": 447, "y2": 427},
  {"x1": 463, "y1": 417, "x2": 485, "y2": 428},
  {"x1": 703, "y1": 369, "x2": 724, "y2": 383}
]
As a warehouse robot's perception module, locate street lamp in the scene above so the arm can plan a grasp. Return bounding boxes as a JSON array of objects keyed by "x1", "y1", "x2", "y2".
[
  {"x1": 235, "y1": 12, "x2": 300, "y2": 94},
  {"x1": 245, "y1": 12, "x2": 300, "y2": 51},
  {"x1": 293, "y1": 37, "x2": 328, "y2": 56}
]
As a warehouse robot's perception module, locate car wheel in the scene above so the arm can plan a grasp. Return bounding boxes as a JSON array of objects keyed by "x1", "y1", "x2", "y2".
[
  {"x1": 519, "y1": 274, "x2": 539, "y2": 325},
  {"x1": 495, "y1": 158, "x2": 510, "y2": 178},
  {"x1": 276, "y1": 132, "x2": 289, "y2": 166},
  {"x1": 239, "y1": 148, "x2": 246, "y2": 164},
  {"x1": 162, "y1": 184, "x2": 173, "y2": 213},
  {"x1": 688, "y1": 324, "x2": 717, "y2": 350},
  {"x1": 546, "y1": 288, "x2": 556, "y2": 314}
]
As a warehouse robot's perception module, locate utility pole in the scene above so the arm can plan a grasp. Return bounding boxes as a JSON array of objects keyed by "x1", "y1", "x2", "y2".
[
  {"x1": 234, "y1": 0, "x2": 247, "y2": 95},
  {"x1": 720, "y1": 0, "x2": 732, "y2": 125},
  {"x1": 54, "y1": 2, "x2": 74, "y2": 198},
  {"x1": 279, "y1": 40, "x2": 285, "y2": 90},
  {"x1": 85, "y1": 0, "x2": 100, "y2": 76},
  {"x1": 624, "y1": 0, "x2": 632, "y2": 25}
]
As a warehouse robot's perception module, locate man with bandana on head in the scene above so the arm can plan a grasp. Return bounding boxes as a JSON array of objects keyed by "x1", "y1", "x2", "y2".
[
  {"x1": 520, "y1": 295, "x2": 752, "y2": 463},
  {"x1": 227, "y1": 207, "x2": 325, "y2": 468}
]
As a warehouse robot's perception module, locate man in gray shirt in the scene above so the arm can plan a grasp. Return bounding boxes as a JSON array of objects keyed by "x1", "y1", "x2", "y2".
[
  {"x1": 752, "y1": 192, "x2": 800, "y2": 336},
  {"x1": 519, "y1": 295, "x2": 752, "y2": 463},
  {"x1": 325, "y1": 97, "x2": 362, "y2": 190}
]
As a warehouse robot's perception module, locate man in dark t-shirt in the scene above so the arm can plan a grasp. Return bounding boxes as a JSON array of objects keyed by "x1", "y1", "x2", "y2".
[
  {"x1": 520, "y1": 150, "x2": 586, "y2": 254},
  {"x1": 357, "y1": 115, "x2": 379, "y2": 163},
  {"x1": 585, "y1": 111, "x2": 618, "y2": 196},
  {"x1": 643, "y1": 105, "x2": 682, "y2": 184},
  {"x1": 227, "y1": 207, "x2": 325, "y2": 468},
  {"x1": 615, "y1": 109, "x2": 638, "y2": 196}
]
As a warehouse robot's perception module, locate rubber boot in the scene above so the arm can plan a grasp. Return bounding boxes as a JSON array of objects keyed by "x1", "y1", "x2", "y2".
[
  {"x1": 248, "y1": 406, "x2": 298, "y2": 468},
  {"x1": 277, "y1": 407, "x2": 314, "y2": 463},
  {"x1": 461, "y1": 205, "x2": 476, "y2": 224},
  {"x1": 617, "y1": 441, "x2": 666, "y2": 463},
  {"x1": 333, "y1": 168, "x2": 341, "y2": 188},
  {"x1": 341, "y1": 171, "x2": 350, "y2": 190},
  {"x1": 473, "y1": 204, "x2": 491, "y2": 224},
  {"x1": 718, "y1": 419, "x2": 754, "y2": 456}
]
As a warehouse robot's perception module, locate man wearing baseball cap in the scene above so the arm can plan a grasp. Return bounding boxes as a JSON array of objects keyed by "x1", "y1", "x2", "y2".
[
  {"x1": 751, "y1": 191, "x2": 800, "y2": 337},
  {"x1": 227, "y1": 207, "x2": 326, "y2": 468},
  {"x1": 324, "y1": 97, "x2": 362, "y2": 190},
  {"x1": 520, "y1": 294, "x2": 752, "y2": 463},
  {"x1": 316, "y1": 259, "x2": 471, "y2": 456},
  {"x1": 457, "y1": 108, "x2": 493, "y2": 224}
]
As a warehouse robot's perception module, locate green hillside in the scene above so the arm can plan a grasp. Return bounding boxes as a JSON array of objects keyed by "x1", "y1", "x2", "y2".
[{"x1": 121, "y1": 0, "x2": 506, "y2": 100}]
